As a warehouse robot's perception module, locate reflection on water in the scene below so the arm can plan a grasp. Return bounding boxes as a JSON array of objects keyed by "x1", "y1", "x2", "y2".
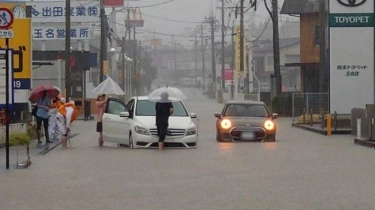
[
  {"x1": 219, "y1": 143, "x2": 233, "y2": 151},
  {"x1": 261, "y1": 142, "x2": 277, "y2": 150}
]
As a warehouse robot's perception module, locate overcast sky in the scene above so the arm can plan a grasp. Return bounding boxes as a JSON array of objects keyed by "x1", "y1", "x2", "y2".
[{"x1": 112, "y1": 0, "x2": 297, "y2": 46}]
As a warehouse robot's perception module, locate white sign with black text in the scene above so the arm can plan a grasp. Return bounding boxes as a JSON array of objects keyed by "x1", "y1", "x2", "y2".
[
  {"x1": 26, "y1": 0, "x2": 100, "y2": 23},
  {"x1": 32, "y1": 26, "x2": 91, "y2": 40},
  {"x1": 329, "y1": 0, "x2": 374, "y2": 114}
]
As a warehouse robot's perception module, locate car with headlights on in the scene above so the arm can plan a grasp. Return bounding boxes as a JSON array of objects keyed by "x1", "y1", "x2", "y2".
[
  {"x1": 102, "y1": 96, "x2": 198, "y2": 148},
  {"x1": 214, "y1": 101, "x2": 278, "y2": 142}
]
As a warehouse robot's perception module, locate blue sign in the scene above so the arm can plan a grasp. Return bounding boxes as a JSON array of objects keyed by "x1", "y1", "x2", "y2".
[{"x1": 13, "y1": 79, "x2": 30, "y2": 90}]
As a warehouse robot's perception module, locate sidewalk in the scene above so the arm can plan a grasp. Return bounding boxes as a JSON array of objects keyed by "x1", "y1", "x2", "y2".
[{"x1": 0, "y1": 131, "x2": 79, "y2": 170}]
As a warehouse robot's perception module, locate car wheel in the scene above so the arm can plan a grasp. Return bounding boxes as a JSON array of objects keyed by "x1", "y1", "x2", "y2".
[
  {"x1": 266, "y1": 134, "x2": 276, "y2": 142},
  {"x1": 129, "y1": 134, "x2": 134, "y2": 149},
  {"x1": 216, "y1": 130, "x2": 223, "y2": 142}
]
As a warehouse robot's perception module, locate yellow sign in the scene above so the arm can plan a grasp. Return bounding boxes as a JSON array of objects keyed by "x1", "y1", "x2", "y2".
[
  {"x1": 0, "y1": 3, "x2": 31, "y2": 90},
  {"x1": 234, "y1": 25, "x2": 247, "y2": 79},
  {"x1": 103, "y1": 60, "x2": 109, "y2": 75},
  {"x1": 118, "y1": 69, "x2": 122, "y2": 80}
]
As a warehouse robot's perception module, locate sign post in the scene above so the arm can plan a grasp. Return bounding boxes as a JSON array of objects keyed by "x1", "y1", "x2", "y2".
[{"x1": 0, "y1": 7, "x2": 14, "y2": 169}]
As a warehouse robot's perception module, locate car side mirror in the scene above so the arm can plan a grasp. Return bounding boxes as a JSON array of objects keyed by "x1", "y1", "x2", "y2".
[
  {"x1": 120, "y1": 111, "x2": 130, "y2": 118},
  {"x1": 190, "y1": 113, "x2": 197, "y2": 118},
  {"x1": 272, "y1": 113, "x2": 278, "y2": 119},
  {"x1": 214, "y1": 112, "x2": 221, "y2": 118}
]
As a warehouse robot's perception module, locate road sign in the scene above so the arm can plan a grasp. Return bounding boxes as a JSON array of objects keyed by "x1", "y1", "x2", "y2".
[
  {"x1": 0, "y1": 49, "x2": 14, "y2": 108},
  {"x1": 0, "y1": 8, "x2": 14, "y2": 29},
  {"x1": 0, "y1": 29, "x2": 13, "y2": 38}
]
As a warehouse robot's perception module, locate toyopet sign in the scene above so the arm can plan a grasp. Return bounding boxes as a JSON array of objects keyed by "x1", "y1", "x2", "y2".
[
  {"x1": 329, "y1": 0, "x2": 374, "y2": 114},
  {"x1": 26, "y1": 0, "x2": 100, "y2": 23}
]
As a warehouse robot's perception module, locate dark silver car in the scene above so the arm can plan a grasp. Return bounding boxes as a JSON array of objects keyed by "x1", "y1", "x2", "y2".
[{"x1": 214, "y1": 101, "x2": 278, "y2": 142}]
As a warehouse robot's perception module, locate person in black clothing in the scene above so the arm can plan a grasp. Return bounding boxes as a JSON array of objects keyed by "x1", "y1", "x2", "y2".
[{"x1": 155, "y1": 92, "x2": 174, "y2": 150}]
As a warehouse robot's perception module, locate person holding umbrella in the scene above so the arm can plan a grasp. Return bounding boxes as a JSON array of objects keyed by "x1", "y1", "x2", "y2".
[
  {"x1": 96, "y1": 94, "x2": 108, "y2": 147},
  {"x1": 35, "y1": 90, "x2": 53, "y2": 144},
  {"x1": 155, "y1": 92, "x2": 174, "y2": 150}
]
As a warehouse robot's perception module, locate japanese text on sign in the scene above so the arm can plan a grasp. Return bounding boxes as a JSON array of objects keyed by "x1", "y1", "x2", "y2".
[
  {"x1": 27, "y1": 1, "x2": 100, "y2": 23},
  {"x1": 336, "y1": 65, "x2": 368, "y2": 77},
  {"x1": 32, "y1": 27, "x2": 91, "y2": 40}
]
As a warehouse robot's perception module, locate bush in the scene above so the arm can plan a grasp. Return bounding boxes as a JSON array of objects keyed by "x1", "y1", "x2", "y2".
[{"x1": 10, "y1": 133, "x2": 31, "y2": 146}]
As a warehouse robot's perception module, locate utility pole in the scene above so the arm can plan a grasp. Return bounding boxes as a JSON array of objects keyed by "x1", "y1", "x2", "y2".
[
  {"x1": 319, "y1": 0, "x2": 327, "y2": 108},
  {"x1": 121, "y1": 36, "x2": 125, "y2": 91},
  {"x1": 272, "y1": 0, "x2": 281, "y2": 95},
  {"x1": 65, "y1": 0, "x2": 71, "y2": 99},
  {"x1": 239, "y1": 0, "x2": 245, "y2": 94},
  {"x1": 200, "y1": 25, "x2": 206, "y2": 90},
  {"x1": 221, "y1": 0, "x2": 225, "y2": 94},
  {"x1": 194, "y1": 28, "x2": 198, "y2": 84},
  {"x1": 205, "y1": 15, "x2": 217, "y2": 98},
  {"x1": 172, "y1": 34, "x2": 177, "y2": 72},
  {"x1": 99, "y1": 0, "x2": 107, "y2": 83}
]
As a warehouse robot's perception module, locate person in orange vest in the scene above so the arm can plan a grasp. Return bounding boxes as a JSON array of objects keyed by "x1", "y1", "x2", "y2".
[
  {"x1": 49, "y1": 94, "x2": 66, "y2": 140},
  {"x1": 56, "y1": 100, "x2": 82, "y2": 149}
]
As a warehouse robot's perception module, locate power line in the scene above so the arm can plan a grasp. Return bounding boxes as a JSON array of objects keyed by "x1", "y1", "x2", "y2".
[{"x1": 129, "y1": 0, "x2": 177, "y2": 8}]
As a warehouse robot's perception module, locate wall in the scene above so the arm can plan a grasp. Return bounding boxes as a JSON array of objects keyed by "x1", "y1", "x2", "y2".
[{"x1": 300, "y1": 13, "x2": 320, "y2": 63}]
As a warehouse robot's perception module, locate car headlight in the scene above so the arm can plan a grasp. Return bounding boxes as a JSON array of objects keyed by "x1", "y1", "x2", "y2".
[
  {"x1": 186, "y1": 126, "x2": 197, "y2": 136},
  {"x1": 134, "y1": 125, "x2": 149, "y2": 135},
  {"x1": 264, "y1": 120, "x2": 275, "y2": 130},
  {"x1": 221, "y1": 119, "x2": 232, "y2": 129}
]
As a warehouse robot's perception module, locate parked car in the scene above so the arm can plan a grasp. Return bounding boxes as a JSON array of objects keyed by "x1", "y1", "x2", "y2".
[
  {"x1": 102, "y1": 96, "x2": 198, "y2": 148},
  {"x1": 214, "y1": 101, "x2": 278, "y2": 142}
]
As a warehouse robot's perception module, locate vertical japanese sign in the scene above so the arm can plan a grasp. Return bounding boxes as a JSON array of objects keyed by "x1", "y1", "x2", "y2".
[
  {"x1": 234, "y1": 25, "x2": 247, "y2": 79},
  {"x1": 329, "y1": 0, "x2": 374, "y2": 114}
]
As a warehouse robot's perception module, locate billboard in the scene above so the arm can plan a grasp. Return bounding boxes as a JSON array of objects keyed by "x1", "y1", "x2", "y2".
[
  {"x1": 329, "y1": 0, "x2": 374, "y2": 114},
  {"x1": 0, "y1": 3, "x2": 32, "y2": 104}
]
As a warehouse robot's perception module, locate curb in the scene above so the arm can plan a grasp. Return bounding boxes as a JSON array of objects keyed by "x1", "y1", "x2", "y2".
[{"x1": 292, "y1": 123, "x2": 352, "y2": 135}]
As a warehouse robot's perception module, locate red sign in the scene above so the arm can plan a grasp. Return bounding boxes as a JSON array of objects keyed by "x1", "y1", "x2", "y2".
[
  {"x1": 224, "y1": 69, "x2": 234, "y2": 81},
  {"x1": 0, "y1": 8, "x2": 14, "y2": 30},
  {"x1": 104, "y1": 0, "x2": 124, "y2": 7}
]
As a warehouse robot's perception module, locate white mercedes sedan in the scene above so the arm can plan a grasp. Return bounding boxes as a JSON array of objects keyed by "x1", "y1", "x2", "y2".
[{"x1": 102, "y1": 96, "x2": 198, "y2": 148}]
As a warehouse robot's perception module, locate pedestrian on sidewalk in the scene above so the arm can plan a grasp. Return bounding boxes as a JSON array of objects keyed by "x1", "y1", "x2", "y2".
[
  {"x1": 36, "y1": 91, "x2": 53, "y2": 144},
  {"x1": 155, "y1": 92, "x2": 173, "y2": 150},
  {"x1": 96, "y1": 94, "x2": 108, "y2": 147},
  {"x1": 56, "y1": 100, "x2": 82, "y2": 149},
  {"x1": 49, "y1": 94, "x2": 65, "y2": 141}
]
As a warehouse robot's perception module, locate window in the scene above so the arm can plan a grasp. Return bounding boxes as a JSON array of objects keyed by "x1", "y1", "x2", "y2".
[
  {"x1": 286, "y1": 55, "x2": 300, "y2": 63},
  {"x1": 107, "y1": 100, "x2": 127, "y2": 115},
  {"x1": 314, "y1": 25, "x2": 320, "y2": 46},
  {"x1": 224, "y1": 104, "x2": 269, "y2": 117},
  {"x1": 267, "y1": 56, "x2": 274, "y2": 65},
  {"x1": 135, "y1": 100, "x2": 188, "y2": 117}
]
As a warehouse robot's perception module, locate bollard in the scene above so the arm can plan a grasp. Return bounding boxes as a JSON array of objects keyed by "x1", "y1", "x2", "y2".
[
  {"x1": 334, "y1": 111, "x2": 338, "y2": 131},
  {"x1": 326, "y1": 114, "x2": 332, "y2": 136},
  {"x1": 321, "y1": 109, "x2": 325, "y2": 129},
  {"x1": 310, "y1": 108, "x2": 313, "y2": 126},
  {"x1": 357, "y1": 118, "x2": 361, "y2": 139},
  {"x1": 303, "y1": 108, "x2": 306, "y2": 124}
]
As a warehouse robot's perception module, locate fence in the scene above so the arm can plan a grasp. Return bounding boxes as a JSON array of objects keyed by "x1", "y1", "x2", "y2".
[{"x1": 292, "y1": 92, "x2": 329, "y2": 123}]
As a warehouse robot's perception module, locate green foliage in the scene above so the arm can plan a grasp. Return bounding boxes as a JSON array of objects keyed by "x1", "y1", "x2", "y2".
[{"x1": 10, "y1": 133, "x2": 31, "y2": 146}]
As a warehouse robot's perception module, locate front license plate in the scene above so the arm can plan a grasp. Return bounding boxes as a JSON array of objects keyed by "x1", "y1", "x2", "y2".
[{"x1": 241, "y1": 132, "x2": 255, "y2": 140}]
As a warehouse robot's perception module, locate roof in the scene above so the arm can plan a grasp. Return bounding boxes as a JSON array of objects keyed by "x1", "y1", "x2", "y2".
[
  {"x1": 226, "y1": 101, "x2": 266, "y2": 105},
  {"x1": 280, "y1": 0, "x2": 319, "y2": 15},
  {"x1": 253, "y1": 38, "x2": 300, "y2": 53}
]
